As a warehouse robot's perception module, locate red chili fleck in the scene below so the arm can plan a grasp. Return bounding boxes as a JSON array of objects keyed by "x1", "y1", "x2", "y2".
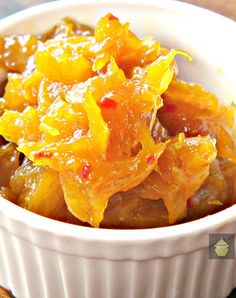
[
  {"x1": 35, "y1": 151, "x2": 53, "y2": 159},
  {"x1": 99, "y1": 97, "x2": 117, "y2": 109},
  {"x1": 185, "y1": 123, "x2": 206, "y2": 137},
  {"x1": 81, "y1": 162, "x2": 92, "y2": 180},
  {"x1": 146, "y1": 154, "x2": 155, "y2": 164},
  {"x1": 108, "y1": 14, "x2": 118, "y2": 21},
  {"x1": 187, "y1": 196, "x2": 197, "y2": 209},
  {"x1": 162, "y1": 103, "x2": 177, "y2": 113}
]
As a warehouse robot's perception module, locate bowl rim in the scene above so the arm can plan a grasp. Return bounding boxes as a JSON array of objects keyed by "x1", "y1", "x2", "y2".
[
  {"x1": 1, "y1": 198, "x2": 236, "y2": 243},
  {"x1": 0, "y1": 0, "x2": 236, "y2": 27},
  {"x1": 0, "y1": 0, "x2": 236, "y2": 244}
]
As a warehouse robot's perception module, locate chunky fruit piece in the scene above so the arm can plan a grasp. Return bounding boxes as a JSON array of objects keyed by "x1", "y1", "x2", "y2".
[
  {"x1": 60, "y1": 128, "x2": 166, "y2": 227},
  {"x1": 39, "y1": 17, "x2": 94, "y2": 41},
  {"x1": 219, "y1": 159, "x2": 236, "y2": 203},
  {"x1": 0, "y1": 18, "x2": 93, "y2": 74},
  {"x1": 0, "y1": 68, "x2": 7, "y2": 98},
  {"x1": 187, "y1": 158, "x2": 236, "y2": 220},
  {"x1": 0, "y1": 35, "x2": 38, "y2": 73},
  {"x1": 92, "y1": 14, "x2": 161, "y2": 75},
  {"x1": 0, "y1": 187, "x2": 17, "y2": 204},
  {"x1": 125, "y1": 135, "x2": 217, "y2": 224},
  {"x1": 102, "y1": 194, "x2": 169, "y2": 229},
  {"x1": 35, "y1": 37, "x2": 94, "y2": 84},
  {"x1": 4, "y1": 71, "x2": 41, "y2": 111},
  {"x1": 0, "y1": 107, "x2": 41, "y2": 144},
  {"x1": 0, "y1": 143, "x2": 20, "y2": 187},
  {"x1": 9, "y1": 160, "x2": 80, "y2": 222},
  {"x1": 159, "y1": 79, "x2": 236, "y2": 161}
]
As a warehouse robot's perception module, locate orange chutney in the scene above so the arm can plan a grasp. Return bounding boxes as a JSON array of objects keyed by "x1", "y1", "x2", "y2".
[{"x1": 0, "y1": 15, "x2": 235, "y2": 228}]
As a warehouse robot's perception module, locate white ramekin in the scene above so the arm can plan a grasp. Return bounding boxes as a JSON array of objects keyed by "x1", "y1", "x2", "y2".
[{"x1": 0, "y1": 1, "x2": 236, "y2": 298}]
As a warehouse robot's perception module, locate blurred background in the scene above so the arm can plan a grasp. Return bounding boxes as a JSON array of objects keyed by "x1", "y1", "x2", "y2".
[{"x1": 0, "y1": 0, "x2": 235, "y2": 20}]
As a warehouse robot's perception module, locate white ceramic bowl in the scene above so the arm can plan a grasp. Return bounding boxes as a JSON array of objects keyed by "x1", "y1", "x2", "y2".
[{"x1": 0, "y1": 1, "x2": 236, "y2": 297}]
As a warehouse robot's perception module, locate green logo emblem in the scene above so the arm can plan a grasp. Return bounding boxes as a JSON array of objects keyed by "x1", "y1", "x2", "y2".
[{"x1": 214, "y1": 238, "x2": 229, "y2": 257}]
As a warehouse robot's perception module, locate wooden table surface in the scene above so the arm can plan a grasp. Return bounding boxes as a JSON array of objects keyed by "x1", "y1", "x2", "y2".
[
  {"x1": 182, "y1": 0, "x2": 236, "y2": 20},
  {"x1": 0, "y1": 0, "x2": 235, "y2": 297}
]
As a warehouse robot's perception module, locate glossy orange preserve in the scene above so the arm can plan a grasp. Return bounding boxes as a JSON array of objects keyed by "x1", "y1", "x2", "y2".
[{"x1": 0, "y1": 15, "x2": 235, "y2": 228}]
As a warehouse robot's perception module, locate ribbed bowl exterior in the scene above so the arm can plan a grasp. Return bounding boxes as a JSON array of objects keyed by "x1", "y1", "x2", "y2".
[
  {"x1": 0, "y1": 1, "x2": 236, "y2": 297},
  {"x1": 0, "y1": 223, "x2": 235, "y2": 298},
  {"x1": 0, "y1": 199, "x2": 236, "y2": 298}
]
